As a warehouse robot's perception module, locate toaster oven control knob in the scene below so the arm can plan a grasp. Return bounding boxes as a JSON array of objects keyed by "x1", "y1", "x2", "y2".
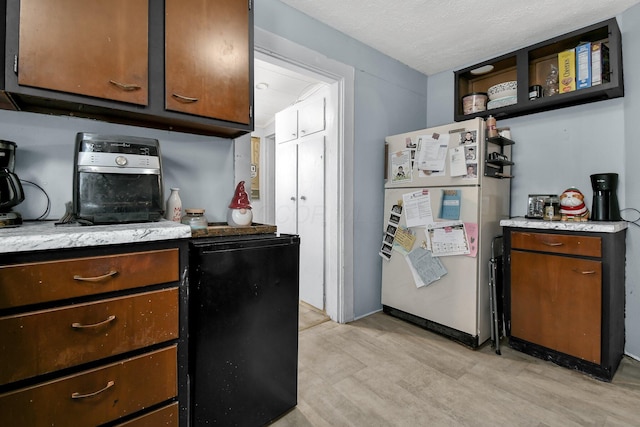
[{"x1": 115, "y1": 155, "x2": 128, "y2": 166}]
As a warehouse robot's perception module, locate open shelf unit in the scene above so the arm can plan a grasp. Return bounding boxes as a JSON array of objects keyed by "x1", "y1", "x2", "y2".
[
  {"x1": 484, "y1": 135, "x2": 514, "y2": 179},
  {"x1": 454, "y1": 18, "x2": 623, "y2": 122}
]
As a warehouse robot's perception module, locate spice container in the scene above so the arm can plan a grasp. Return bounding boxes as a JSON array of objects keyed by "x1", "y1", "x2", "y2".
[
  {"x1": 543, "y1": 197, "x2": 561, "y2": 221},
  {"x1": 181, "y1": 208, "x2": 208, "y2": 230}
]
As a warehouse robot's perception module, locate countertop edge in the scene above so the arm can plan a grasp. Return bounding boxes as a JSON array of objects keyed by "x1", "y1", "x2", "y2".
[
  {"x1": 0, "y1": 220, "x2": 192, "y2": 254},
  {"x1": 500, "y1": 217, "x2": 628, "y2": 233}
]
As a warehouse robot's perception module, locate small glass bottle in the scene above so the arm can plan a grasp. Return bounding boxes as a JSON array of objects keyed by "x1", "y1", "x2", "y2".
[
  {"x1": 165, "y1": 188, "x2": 182, "y2": 222},
  {"x1": 544, "y1": 197, "x2": 560, "y2": 221},
  {"x1": 486, "y1": 115, "x2": 498, "y2": 138},
  {"x1": 181, "y1": 208, "x2": 208, "y2": 230}
]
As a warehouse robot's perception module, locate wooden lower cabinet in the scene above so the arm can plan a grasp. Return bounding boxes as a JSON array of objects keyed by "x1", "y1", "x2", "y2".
[
  {"x1": 510, "y1": 250, "x2": 602, "y2": 363},
  {"x1": 0, "y1": 241, "x2": 187, "y2": 426},
  {"x1": 504, "y1": 228, "x2": 626, "y2": 381},
  {"x1": 0, "y1": 346, "x2": 177, "y2": 426},
  {"x1": 0, "y1": 288, "x2": 179, "y2": 385}
]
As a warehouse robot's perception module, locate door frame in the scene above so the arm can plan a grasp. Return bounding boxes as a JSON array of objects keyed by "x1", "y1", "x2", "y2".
[{"x1": 254, "y1": 27, "x2": 355, "y2": 323}]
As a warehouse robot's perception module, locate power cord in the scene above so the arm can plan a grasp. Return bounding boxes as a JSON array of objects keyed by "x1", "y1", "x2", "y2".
[
  {"x1": 20, "y1": 179, "x2": 51, "y2": 220},
  {"x1": 620, "y1": 208, "x2": 640, "y2": 229}
]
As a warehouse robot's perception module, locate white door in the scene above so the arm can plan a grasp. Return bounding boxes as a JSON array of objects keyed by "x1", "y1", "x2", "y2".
[
  {"x1": 275, "y1": 141, "x2": 298, "y2": 235},
  {"x1": 275, "y1": 89, "x2": 327, "y2": 311},
  {"x1": 298, "y1": 136, "x2": 325, "y2": 309}
]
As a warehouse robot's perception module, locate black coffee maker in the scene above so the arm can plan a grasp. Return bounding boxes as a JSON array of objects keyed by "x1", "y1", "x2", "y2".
[
  {"x1": 0, "y1": 140, "x2": 25, "y2": 227},
  {"x1": 590, "y1": 173, "x2": 621, "y2": 221}
]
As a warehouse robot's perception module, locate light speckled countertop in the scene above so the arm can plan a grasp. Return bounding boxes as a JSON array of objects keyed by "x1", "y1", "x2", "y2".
[
  {"x1": 0, "y1": 220, "x2": 192, "y2": 254},
  {"x1": 500, "y1": 217, "x2": 628, "y2": 233}
]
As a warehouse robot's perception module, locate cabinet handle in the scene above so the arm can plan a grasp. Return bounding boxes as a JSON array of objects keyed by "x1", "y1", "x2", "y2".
[
  {"x1": 71, "y1": 315, "x2": 116, "y2": 329},
  {"x1": 542, "y1": 241, "x2": 564, "y2": 247},
  {"x1": 577, "y1": 270, "x2": 597, "y2": 275},
  {"x1": 109, "y1": 80, "x2": 142, "y2": 91},
  {"x1": 73, "y1": 270, "x2": 118, "y2": 282},
  {"x1": 71, "y1": 380, "x2": 115, "y2": 399},
  {"x1": 290, "y1": 197, "x2": 296, "y2": 201},
  {"x1": 171, "y1": 93, "x2": 199, "y2": 103},
  {"x1": 300, "y1": 195, "x2": 307, "y2": 201}
]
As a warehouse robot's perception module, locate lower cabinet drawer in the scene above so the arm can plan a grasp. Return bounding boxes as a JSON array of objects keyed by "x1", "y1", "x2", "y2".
[
  {"x1": 114, "y1": 402, "x2": 179, "y2": 427},
  {"x1": 0, "y1": 345, "x2": 177, "y2": 427},
  {"x1": 0, "y1": 248, "x2": 179, "y2": 310},
  {"x1": 0, "y1": 288, "x2": 178, "y2": 385},
  {"x1": 511, "y1": 231, "x2": 602, "y2": 257}
]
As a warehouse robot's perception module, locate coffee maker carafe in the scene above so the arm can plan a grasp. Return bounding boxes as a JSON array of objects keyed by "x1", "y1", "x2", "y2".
[
  {"x1": 0, "y1": 140, "x2": 25, "y2": 227},
  {"x1": 590, "y1": 173, "x2": 621, "y2": 221}
]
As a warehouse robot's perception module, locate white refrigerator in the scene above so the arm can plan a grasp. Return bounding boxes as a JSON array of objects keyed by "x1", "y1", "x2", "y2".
[{"x1": 381, "y1": 118, "x2": 512, "y2": 348}]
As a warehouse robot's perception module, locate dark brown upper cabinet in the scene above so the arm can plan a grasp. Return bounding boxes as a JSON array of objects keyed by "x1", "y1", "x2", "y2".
[
  {"x1": 18, "y1": 0, "x2": 149, "y2": 106},
  {"x1": 165, "y1": 0, "x2": 251, "y2": 125},
  {"x1": 0, "y1": 0, "x2": 253, "y2": 138},
  {"x1": 454, "y1": 18, "x2": 623, "y2": 122}
]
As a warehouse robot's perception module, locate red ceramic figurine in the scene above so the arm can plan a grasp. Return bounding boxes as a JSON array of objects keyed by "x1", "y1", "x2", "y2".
[{"x1": 227, "y1": 181, "x2": 253, "y2": 227}]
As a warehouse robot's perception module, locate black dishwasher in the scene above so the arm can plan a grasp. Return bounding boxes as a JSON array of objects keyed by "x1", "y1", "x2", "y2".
[{"x1": 189, "y1": 234, "x2": 300, "y2": 426}]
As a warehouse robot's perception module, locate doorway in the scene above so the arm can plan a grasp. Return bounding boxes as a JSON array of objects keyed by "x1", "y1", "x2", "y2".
[{"x1": 254, "y1": 28, "x2": 355, "y2": 323}]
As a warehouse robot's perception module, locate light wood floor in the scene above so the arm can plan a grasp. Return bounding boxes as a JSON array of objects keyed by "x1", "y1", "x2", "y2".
[{"x1": 273, "y1": 305, "x2": 640, "y2": 426}]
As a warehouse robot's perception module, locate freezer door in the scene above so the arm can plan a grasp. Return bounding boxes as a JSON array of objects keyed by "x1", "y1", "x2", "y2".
[
  {"x1": 381, "y1": 187, "x2": 485, "y2": 340},
  {"x1": 385, "y1": 117, "x2": 485, "y2": 189}
]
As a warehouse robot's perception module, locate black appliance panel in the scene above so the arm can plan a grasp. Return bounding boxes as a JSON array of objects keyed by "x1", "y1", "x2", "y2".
[
  {"x1": 75, "y1": 172, "x2": 163, "y2": 224},
  {"x1": 190, "y1": 234, "x2": 300, "y2": 426}
]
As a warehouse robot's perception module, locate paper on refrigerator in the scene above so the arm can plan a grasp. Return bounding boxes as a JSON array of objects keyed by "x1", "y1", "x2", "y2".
[
  {"x1": 402, "y1": 189, "x2": 434, "y2": 228},
  {"x1": 405, "y1": 246, "x2": 448, "y2": 288},
  {"x1": 426, "y1": 221, "x2": 471, "y2": 256},
  {"x1": 416, "y1": 133, "x2": 449, "y2": 172},
  {"x1": 390, "y1": 149, "x2": 412, "y2": 183}
]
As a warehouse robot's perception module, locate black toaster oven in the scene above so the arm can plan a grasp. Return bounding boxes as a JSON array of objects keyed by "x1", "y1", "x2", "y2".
[{"x1": 72, "y1": 133, "x2": 164, "y2": 225}]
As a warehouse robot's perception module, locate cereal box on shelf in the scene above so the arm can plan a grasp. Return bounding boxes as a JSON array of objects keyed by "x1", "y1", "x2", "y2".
[{"x1": 576, "y1": 42, "x2": 591, "y2": 89}]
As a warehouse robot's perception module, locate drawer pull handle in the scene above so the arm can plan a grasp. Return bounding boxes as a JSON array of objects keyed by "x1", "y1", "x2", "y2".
[
  {"x1": 542, "y1": 242, "x2": 564, "y2": 247},
  {"x1": 71, "y1": 315, "x2": 116, "y2": 329},
  {"x1": 172, "y1": 93, "x2": 199, "y2": 103},
  {"x1": 71, "y1": 380, "x2": 115, "y2": 399},
  {"x1": 579, "y1": 270, "x2": 597, "y2": 275},
  {"x1": 73, "y1": 270, "x2": 118, "y2": 282},
  {"x1": 109, "y1": 80, "x2": 141, "y2": 91}
]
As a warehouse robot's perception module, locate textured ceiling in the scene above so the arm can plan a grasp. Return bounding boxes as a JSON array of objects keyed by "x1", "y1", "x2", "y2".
[
  {"x1": 278, "y1": 0, "x2": 640, "y2": 76},
  {"x1": 254, "y1": 0, "x2": 640, "y2": 128}
]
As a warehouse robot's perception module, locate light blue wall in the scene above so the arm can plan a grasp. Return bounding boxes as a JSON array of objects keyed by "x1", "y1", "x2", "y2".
[
  {"x1": 256, "y1": 0, "x2": 428, "y2": 318},
  {"x1": 621, "y1": 4, "x2": 640, "y2": 359},
  {"x1": 0, "y1": 110, "x2": 234, "y2": 223},
  {"x1": 427, "y1": 5, "x2": 640, "y2": 358}
]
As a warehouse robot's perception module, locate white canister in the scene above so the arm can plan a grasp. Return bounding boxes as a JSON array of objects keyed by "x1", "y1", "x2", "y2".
[
  {"x1": 165, "y1": 188, "x2": 182, "y2": 222},
  {"x1": 498, "y1": 127, "x2": 511, "y2": 139}
]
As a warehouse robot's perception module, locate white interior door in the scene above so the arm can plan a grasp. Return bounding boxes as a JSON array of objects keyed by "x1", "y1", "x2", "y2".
[
  {"x1": 298, "y1": 136, "x2": 325, "y2": 309},
  {"x1": 275, "y1": 141, "x2": 298, "y2": 235}
]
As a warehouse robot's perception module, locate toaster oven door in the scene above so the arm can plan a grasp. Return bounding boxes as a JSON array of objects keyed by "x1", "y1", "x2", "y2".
[{"x1": 74, "y1": 171, "x2": 163, "y2": 224}]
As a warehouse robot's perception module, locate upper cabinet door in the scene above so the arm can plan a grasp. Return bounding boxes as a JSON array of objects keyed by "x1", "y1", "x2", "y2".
[
  {"x1": 18, "y1": 0, "x2": 149, "y2": 105},
  {"x1": 165, "y1": 0, "x2": 251, "y2": 125},
  {"x1": 298, "y1": 97, "x2": 325, "y2": 138}
]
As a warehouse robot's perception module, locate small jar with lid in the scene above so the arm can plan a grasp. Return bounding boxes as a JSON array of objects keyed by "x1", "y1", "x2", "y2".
[
  {"x1": 181, "y1": 208, "x2": 208, "y2": 230},
  {"x1": 543, "y1": 197, "x2": 561, "y2": 221}
]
